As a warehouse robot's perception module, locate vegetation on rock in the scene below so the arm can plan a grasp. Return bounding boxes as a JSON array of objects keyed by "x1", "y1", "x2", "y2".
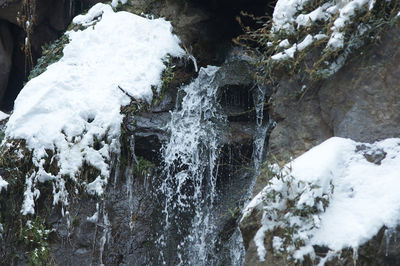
[{"x1": 235, "y1": 0, "x2": 400, "y2": 93}]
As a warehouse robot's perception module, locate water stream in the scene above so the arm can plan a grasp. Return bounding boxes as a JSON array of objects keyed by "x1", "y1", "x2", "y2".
[
  {"x1": 156, "y1": 66, "x2": 225, "y2": 265},
  {"x1": 155, "y1": 65, "x2": 271, "y2": 265}
]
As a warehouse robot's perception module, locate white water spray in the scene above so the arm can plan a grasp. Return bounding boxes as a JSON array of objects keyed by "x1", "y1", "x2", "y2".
[{"x1": 157, "y1": 66, "x2": 226, "y2": 265}]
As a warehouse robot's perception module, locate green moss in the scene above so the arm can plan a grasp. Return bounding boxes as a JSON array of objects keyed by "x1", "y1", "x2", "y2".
[
  {"x1": 72, "y1": 215, "x2": 80, "y2": 227},
  {"x1": 28, "y1": 35, "x2": 70, "y2": 81},
  {"x1": 152, "y1": 57, "x2": 176, "y2": 106},
  {"x1": 67, "y1": 22, "x2": 87, "y2": 32},
  {"x1": 161, "y1": 63, "x2": 175, "y2": 90}
]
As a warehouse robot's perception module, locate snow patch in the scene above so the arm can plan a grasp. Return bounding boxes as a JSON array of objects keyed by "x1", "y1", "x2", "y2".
[
  {"x1": 278, "y1": 39, "x2": 290, "y2": 48},
  {"x1": 297, "y1": 34, "x2": 314, "y2": 51},
  {"x1": 72, "y1": 3, "x2": 113, "y2": 26},
  {"x1": 5, "y1": 3, "x2": 184, "y2": 215}
]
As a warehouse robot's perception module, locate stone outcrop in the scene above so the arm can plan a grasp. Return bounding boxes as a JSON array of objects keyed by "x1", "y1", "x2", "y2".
[{"x1": 242, "y1": 21, "x2": 400, "y2": 265}]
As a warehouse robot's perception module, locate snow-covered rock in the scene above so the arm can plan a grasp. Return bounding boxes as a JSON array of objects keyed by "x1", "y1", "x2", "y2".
[
  {"x1": 4, "y1": 3, "x2": 184, "y2": 215},
  {"x1": 241, "y1": 137, "x2": 400, "y2": 264}
]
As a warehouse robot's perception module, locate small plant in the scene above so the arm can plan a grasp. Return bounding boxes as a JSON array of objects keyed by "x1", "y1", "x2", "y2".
[
  {"x1": 161, "y1": 63, "x2": 175, "y2": 91},
  {"x1": 251, "y1": 162, "x2": 334, "y2": 262},
  {"x1": 133, "y1": 156, "x2": 155, "y2": 178},
  {"x1": 20, "y1": 217, "x2": 52, "y2": 266}
]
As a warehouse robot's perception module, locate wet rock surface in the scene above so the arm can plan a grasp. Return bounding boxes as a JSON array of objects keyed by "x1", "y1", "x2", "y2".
[{"x1": 0, "y1": 52, "x2": 262, "y2": 264}]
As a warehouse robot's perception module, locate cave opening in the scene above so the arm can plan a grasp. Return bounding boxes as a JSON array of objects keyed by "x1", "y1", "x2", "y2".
[{"x1": 179, "y1": 0, "x2": 275, "y2": 66}]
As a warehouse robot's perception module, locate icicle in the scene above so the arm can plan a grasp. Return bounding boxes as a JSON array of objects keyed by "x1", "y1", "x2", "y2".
[
  {"x1": 385, "y1": 227, "x2": 396, "y2": 256},
  {"x1": 187, "y1": 54, "x2": 198, "y2": 72},
  {"x1": 248, "y1": 84, "x2": 272, "y2": 198},
  {"x1": 99, "y1": 204, "x2": 111, "y2": 266},
  {"x1": 352, "y1": 247, "x2": 358, "y2": 265}
]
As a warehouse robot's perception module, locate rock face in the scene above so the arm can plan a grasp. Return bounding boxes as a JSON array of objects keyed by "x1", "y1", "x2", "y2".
[
  {"x1": 242, "y1": 21, "x2": 400, "y2": 265},
  {"x1": 269, "y1": 22, "x2": 400, "y2": 162},
  {"x1": 0, "y1": 20, "x2": 12, "y2": 103},
  {"x1": 0, "y1": 54, "x2": 263, "y2": 265},
  {"x1": 0, "y1": 0, "x2": 20, "y2": 25}
]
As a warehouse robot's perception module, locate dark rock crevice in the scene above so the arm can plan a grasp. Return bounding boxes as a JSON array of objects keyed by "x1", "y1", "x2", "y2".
[
  {"x1": 0, "y1": 0, "x2": 105, "y2": 111},
  {"x1": 0, "y1": 19, "x2": 13, "y2": 105}
]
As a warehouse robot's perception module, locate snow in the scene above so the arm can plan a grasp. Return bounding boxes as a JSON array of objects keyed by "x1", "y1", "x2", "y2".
[
  {"x1": 254, "y1": 223, "x2": 270, "y2": 261},
  {"x1": 272, "y1": 0, "x2": 309, "y2": 32},
  {"x1": 87, "y1": 203, "x2": 99, "y2": 223},
  {"x1": 297, "y1": 34, "x2": 313, "y2": 51},
  {"x1": 278, "y1": 39, "x2": 290, "y2": 48},
  {"x1": 272, "y1": 0, "x2": 375, "y2": 32},
  {"x1": 271, "y1": 44, "x2": 297, "y2": 61},
  {"x1": 5, "y1": 3, "x2": 184, "y2": 215},
  {"x1": 0, "y1": 176, "x2": 8, "y2": 193},
  {"x1": 243, "y1": 137, "x2": 400, "y2": 262},
  {"x1": 72, "y1": 3, "x2": 112, "y2": 26},
  {"x1": 0, "y1": 111, "x2": 9, "y2": 121},
  {"x1": 271, "y1": 52, "x2": 288, "y2": 61},
  {"x1": 296, "y1": 4, "x2": 331, "y2": 27},
  {"x1": 272, "y1": 236, "x2": 284, "y2": 252}
]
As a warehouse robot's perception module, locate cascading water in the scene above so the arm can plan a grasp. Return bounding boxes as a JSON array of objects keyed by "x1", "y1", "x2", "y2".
[
  {"x1": 155, "y1": 62, "x2": 272, "y2": 265},
  {"x1": 157, "y1": 66, "x2": 226, "y2": 265}
]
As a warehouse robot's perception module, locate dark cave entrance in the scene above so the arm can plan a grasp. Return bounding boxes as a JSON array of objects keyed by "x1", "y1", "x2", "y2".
[{"x1": 179, "y1": 0, "x2": 274, "y2": 66}]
